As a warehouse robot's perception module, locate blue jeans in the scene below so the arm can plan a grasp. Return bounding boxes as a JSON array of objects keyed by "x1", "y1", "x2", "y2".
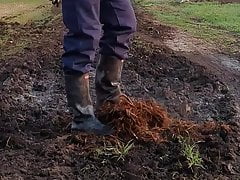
[{"x1": 62, "y1": 0, "x2": 137, "y2": 73}]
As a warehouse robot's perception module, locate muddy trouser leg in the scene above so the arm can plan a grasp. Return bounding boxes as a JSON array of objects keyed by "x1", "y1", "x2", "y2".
[
  {"x1": 62, "y1": 0, "x2": 111, "y2": 135},
  {"x1": 95, "y1": 0, "x2": 137, "y2": 108}
]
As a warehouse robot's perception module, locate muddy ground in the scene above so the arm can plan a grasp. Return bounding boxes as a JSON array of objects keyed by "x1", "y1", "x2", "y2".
[{"x1": 0, "y1": 6, "x2": 240, "y2": 180}]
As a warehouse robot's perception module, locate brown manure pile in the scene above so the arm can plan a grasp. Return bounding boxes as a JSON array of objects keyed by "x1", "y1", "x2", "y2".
[
  {"x1": 97, "y1": 96, "x2": 231, "y2": 142},
  {"x1": 97, "y1": 95, "x2": 171, "y2": 142}
]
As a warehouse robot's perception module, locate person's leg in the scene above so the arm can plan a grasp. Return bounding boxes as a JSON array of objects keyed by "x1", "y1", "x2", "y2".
[
  {"x1": 95, "y1": 0, "x2": 137, "y2": 107},
  {"x1": 62, "y1": 0, "x2": 111, "y2": 134},
  {"x1": 62, "y1": 0, "x2": 101, "y2": 74},
  {"x1": 99, "y1": 0, "x2": 137, "y2": 60}
]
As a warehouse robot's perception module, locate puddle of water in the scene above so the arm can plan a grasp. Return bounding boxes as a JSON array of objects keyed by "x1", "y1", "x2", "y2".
[
  {"x1": 215, "y1": 54, "x2": 240, "y2": 72},
  {"x1": 221, "y1": 59, "x2": 240, "y2": 71}
]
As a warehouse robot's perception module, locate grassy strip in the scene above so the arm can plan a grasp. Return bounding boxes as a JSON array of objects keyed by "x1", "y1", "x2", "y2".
[
  {"x1": 0, "y1": 0, "x2": 56, "y2": 59},
  {"x1": 0, "y1": 0, "x2": 52, "y2": 24},
  {"x1": 135, "y1": 0, "x2": 240, "y2": 50}
]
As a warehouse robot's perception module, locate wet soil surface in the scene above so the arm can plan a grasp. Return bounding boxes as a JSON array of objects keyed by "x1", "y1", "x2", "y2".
[{"x1": 0, "y1": 10, "x2": 240, "y2": 180}]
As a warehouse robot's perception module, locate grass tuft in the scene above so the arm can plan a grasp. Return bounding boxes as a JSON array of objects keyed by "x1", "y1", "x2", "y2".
[
  {"x1": 94, "y1": 140, "x2": 134, "y2": 161},
  {"x1": 178, "y1": 136, "x2": 204, "y2": 170}
]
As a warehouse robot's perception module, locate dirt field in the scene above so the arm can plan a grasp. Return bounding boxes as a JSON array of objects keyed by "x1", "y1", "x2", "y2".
[{"x1": 0, "y1": 4, "x2": 240, "y2": 180}]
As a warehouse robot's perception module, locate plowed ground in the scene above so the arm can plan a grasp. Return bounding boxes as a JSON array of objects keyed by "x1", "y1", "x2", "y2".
[{"x1": 0, "y1": 9, "x2": 240, "y2": 180}]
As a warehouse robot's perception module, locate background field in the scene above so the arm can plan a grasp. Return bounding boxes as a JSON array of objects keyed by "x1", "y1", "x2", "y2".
[
  {"x1": 0, "y1": 0, "x2": 52, "y2": 24},
  {"x1": 135, "y1": 0, "x2": 240, "y2": 51}
]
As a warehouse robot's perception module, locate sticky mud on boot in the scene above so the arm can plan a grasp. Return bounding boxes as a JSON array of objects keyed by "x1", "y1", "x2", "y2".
[
  {"x1": 95, "y1": 56, "x2": 124, "y2": 109},
  {"x1": 71, "y1": 116, "x2": 113, "y2": 136},
  {"x1": 64, "y1": 73, "x2": 112, "y2": 135}
]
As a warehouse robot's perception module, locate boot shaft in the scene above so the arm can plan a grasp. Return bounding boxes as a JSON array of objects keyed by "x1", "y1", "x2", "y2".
[
  {"x1": 64, "y1": 73, "x2": 112, "y2": 135},
  {"x1": 95, "y1": 56, "x2": 124, "y2": 108},
  {"x1": 64, "y1": 73, "x2": 93, "y2": 116}
]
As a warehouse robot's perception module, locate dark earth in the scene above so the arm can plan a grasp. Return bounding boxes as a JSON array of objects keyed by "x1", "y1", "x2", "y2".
[{"x1": 0, "y1": 4, "x2": 240, "y2": 180}]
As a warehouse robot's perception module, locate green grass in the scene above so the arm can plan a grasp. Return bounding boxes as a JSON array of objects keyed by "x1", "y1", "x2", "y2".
[
  {"x1": 0, "y1": 0, "x2": 43, "y2": 3},
  {"x1": 178, "y1": 136, "x2": 203, "y2": 171},
  {"x1": 94, "y1": 140, "x2": 134, "y2": 162},
  {"x1": 0, "y1": 0, "x2": 52, "y2": 24},
  {"x1": 0, "y1": 0, "x2": 55, "y2": 58},
  {"x1": 135, "y1": 0, "x2": 240, "y2": 49}
]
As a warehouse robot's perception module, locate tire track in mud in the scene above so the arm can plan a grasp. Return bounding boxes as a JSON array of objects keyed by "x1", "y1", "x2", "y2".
[{"x1": 0, "y1": 13, "x2": 240, "y2": 179}]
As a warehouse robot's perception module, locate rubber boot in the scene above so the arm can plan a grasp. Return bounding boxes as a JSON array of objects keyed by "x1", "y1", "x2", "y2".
[
  {"x1": 95, "y1": 56, "x2": 124, "y2": 108},
  {"x1": 64, "y1": 73, "x2": 112, "y2": 135}
]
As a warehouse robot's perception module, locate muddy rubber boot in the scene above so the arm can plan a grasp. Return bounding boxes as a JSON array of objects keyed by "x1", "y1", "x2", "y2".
[
  {"x1": 95, "y1": 56, "x2": 124, "y2": 108},
  {"x1": 65, "y1": 73, "x2": 112, "y2": 135}
]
